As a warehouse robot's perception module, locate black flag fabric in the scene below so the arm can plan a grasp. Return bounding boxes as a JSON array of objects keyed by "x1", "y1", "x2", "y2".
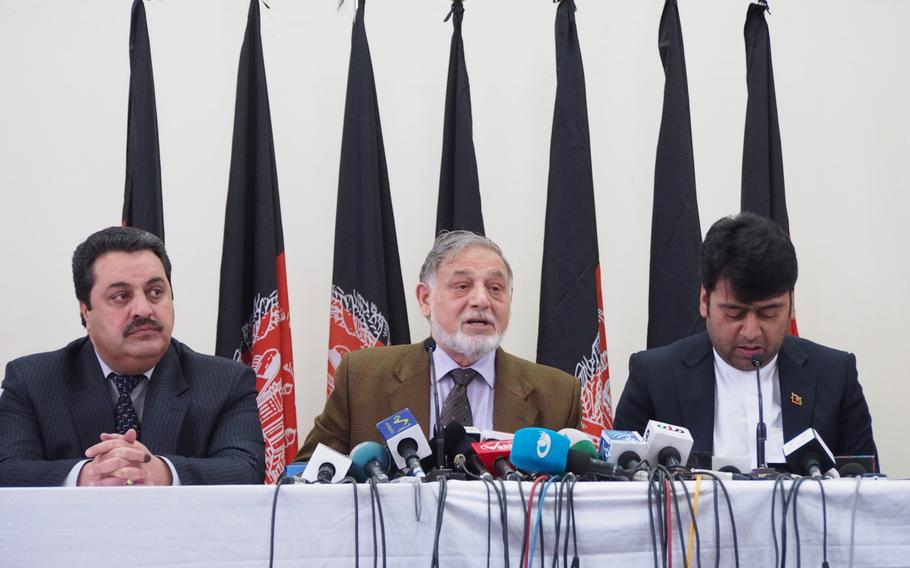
[
  {"x1": 647, "y1": 0, "x2": 704, "y2": 349},
  {"x1": 122, "y1": 0, "x2": 164, "y2": 241},
  {"x1": 327, "y1": 0, "x2": 410, "y2": 395},
  {"x1": 215, "y1": 0, "x2": 297, "y2": 484},
  {"x1": 436, "y1": 0, "x2": 484, "y2": 236},
  {"x1": 742, "y1": 2, "x2": 789, "y2": 232},
  {"x1": 537, "y1": 0, "x2": 612, "y2": 436},
  {"x1": 742, "y1": 2, "x2": 798, "y2": 335}
]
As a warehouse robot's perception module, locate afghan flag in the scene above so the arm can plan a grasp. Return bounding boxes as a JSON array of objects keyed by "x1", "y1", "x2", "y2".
[
  {"x1": 436, "y1": 0, "x2": 484, "y2": 235},
  {"x1": 742, "y1": 2, "x2": 798, "y2": 335},
  {"x1": 327, "y1": 0, "x2": 410, "y2": 394},
  {"x1": 122, "y1": 0, "x2": 164, "y2": 241},
  {"x1": 215, "y1": 0, "x2": 297, "y2": 484},
  {"x1": 647, "y1": 0, "x2": 704, "y2": 349},
  {"x1": 537, "y1": 0, "x2": 612, "y2": 436}
]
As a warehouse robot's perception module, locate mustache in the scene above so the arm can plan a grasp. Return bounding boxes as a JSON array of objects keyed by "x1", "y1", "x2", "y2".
[
  {"x1": 460, "y1": 311, "x2": 497, "y2": 325},
  {"x1": 122, "y1": 317, "x2": 164, "y2": 337}
]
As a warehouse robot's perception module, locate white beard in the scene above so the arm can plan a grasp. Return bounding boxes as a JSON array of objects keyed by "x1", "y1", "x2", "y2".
[{"x1": 430, "y1": 311, "x2": 503, "y2": 364}]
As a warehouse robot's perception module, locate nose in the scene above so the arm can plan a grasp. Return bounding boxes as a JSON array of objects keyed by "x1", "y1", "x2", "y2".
[
  {"x1": 468, "y1": 283, "x2": 491, "y2": 309},
  {"x1": 129, "y1": 293, "x2": 154, "y2": 319},
  {"x1": 740, "y1": 312, "x2": 761, "y2": 342}
]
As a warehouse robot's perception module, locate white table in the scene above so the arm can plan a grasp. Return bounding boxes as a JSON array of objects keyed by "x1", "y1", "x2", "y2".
[{"x1": 0, "y1": 477, "x2": 905, "y2": 567}]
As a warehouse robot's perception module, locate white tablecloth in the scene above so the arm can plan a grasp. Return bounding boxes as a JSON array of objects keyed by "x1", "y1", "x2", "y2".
[{"x1": 1, "y1": 477, "x2": 906, "y2": 567}]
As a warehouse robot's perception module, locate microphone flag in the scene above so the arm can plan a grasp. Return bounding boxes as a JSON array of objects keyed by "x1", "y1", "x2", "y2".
[
  {"x1": 741, "y1": 2, "x2": 798, "y2": 336},
  {"x1": 436, "y1": 0, "x2": 485, "y2": 236},
  {"x1": 122, "y1": 0, "x2": 164, "y2": 242},
  {"x1": 327, "y1": 0, "x2": 410, "y2": 395},
  {"x1": 215, "y1": 0, "x2": 297, "y2": 484},
  {"x1": 537, "y1": 0, "x2": 613, "y2": 437},
  {"x1": 647, "y1": 0, "x2": 704, "y2": 349}
]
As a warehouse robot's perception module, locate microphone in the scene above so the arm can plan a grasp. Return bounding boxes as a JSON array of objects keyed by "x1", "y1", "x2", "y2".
[
  {"x1": 600, "y1": 429, "x2": 649, "y2": 480},
  {"x1": 300, "y1": 443, "x2": 353, "y2": 483},
  {"x1": 509, "y1": 427, "x2": 571, "y2": 474},
  {"x1": 376, "y1": 408, "x2": 432, "y2": 478},
  {"x1": 564, "y1": 449, "x2": 630, "y2": 480},
  {"x1": 425, "y1": 338, "x2": 445, "y2": 471},
  {"x1": 509, "y1": 428, "x2": 629, "y2": 479},
  {"x1": 643, "y1": 420, "x2": 693, "y2": 468},
  {"x1": 349, "y1": 441, "x2": 392, "y2": 483},
  {"x1": 599, "y1": 430, "x2": 646, "y2": 464},
  {"x1": 443, "y1": 422, "x2": 491, "y2": 477},
  {"x1": 783, "y1": 428, "x2": 836, "y2": 478},
  {"x1": 751, "y1": 354, "x2": 769, "y2": 470},
  {"x1": 711, "y1": 455, "x2": 752, "y2": 475},
  {"x1": 472, "y1": 439, "x2": 519, "y2": 478},
  {"x1": 559, "y1": 428, "x2": 599, "y2": 458},
  {"x1": 838, "y1": 462, "x2": 867, "y2": 478}
]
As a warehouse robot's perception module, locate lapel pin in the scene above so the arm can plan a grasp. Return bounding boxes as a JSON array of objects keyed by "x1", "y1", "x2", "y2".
[{"x1": 790, "y1": 392, "x2": 803, "y2": 407}]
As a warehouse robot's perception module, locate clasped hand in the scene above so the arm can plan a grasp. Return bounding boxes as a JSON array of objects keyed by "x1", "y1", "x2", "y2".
[{"x1": 78, "y1": 428, "x2": 173, "y2": 486}]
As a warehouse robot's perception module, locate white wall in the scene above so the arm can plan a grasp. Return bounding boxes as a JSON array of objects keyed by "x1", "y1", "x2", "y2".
[{"x1": 1, "y1": 0, "x2": 906, "y2": 475}]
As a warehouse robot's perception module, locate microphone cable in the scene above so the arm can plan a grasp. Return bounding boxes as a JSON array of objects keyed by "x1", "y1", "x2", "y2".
[
  {"x1": 350, "y1": 478, "x2": 360, "y2": 568},
  {"x1": 517, "y1": 476, "x2": 530, "y2": 568},
  {"x1": 368, "y1": 477, "x2": 387, "y2": 568},
  {"x1": 789, "y1": 476, "x2": 829, "y2": 568},
  {"x1": 847, "y1": 475, "x2": 862, "y2": 568},
  {"x1": 771, "y1": 474, "x2": 793, "y2": 568},
  {"x1": 496, "y1": 478, "x2": 512, "y2": 568},
  {"x1": 668, "y1": 471, "x2": 702, "y2": 568},
  {"x1": 430, "y1": 475, "x2": 449, "y2": 568},
  {"x1": 523, "y1": 475, "x2": 550, "y2": 568},
  {"x1": 674, "y1": 474, "x2": 703, "y2": 568},
  {"x1": 647, "y1": 465, "x2": 672, "y2": 568},
  {"x1": 453, "y1": 455, "x2": 507, "y2": 567},
  {"x1": 687, "y1": 470, "x2": 740, "y2": 568},
  {"x1": 551, "y1": 475, "x2": 569, "y2": 568},
  {"x1": 529, "y1": 475, "x2": 561, "y2": 568},
  {"x1": 560, "y1": 475, "x2": 579, "y2": 568},
  {"x1": 268, "y1": 475, "x2": 298, "y2": 568},
  {"x1": 483, "y1": 476, "x2": 511, "y2": 568}
]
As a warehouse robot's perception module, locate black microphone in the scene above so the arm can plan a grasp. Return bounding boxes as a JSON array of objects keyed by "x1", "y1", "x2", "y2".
[
  {"x1": 658, "y1": 446, "x2": 683, "y2": 468},
  {"x1": 440, "y1": 422, "x2": 488, "y2": 477},
  {"x1": 751, "y1": 354, "x2": 768, "y2": 469},
  {"x1": 425, "y1": 338, "x2": 445, "y2": 471},
  {"x1": 564, "y1": 449, "x2": 630, "y2": 480},
  {"x1": 317, "y1": 462, "x2": 336, "y2": 484}
]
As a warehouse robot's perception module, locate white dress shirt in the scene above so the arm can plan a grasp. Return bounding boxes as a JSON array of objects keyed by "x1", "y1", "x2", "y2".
[
  {"x1": 428, "y1": 348, "x2": 496, "y2": 434},
  {"x1": 712, "y1": 349, "x2": 786, "y2": 469}
]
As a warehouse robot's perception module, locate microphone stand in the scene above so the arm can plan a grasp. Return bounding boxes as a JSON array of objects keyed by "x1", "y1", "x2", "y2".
[
  {"x1": 424, "y1": 339, "x2": 457, "y2": 481},
  {"x1": 426, "y1": 340, "x2": 445, "y2": 470},
  {"x1": 750, "y1": 355, "x2": 778, "y2": 479}
]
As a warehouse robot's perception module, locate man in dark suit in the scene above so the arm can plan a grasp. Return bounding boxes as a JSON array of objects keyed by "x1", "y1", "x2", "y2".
[
  {"x1": 298, "y1": 231, "x2": 580, "y2": 460},
  {"x1": 614, "y1": 213, "x2": 876, "y2": 467},
  {"x1": 0, "y1": 227, "x2": 265, "y2": 486}
]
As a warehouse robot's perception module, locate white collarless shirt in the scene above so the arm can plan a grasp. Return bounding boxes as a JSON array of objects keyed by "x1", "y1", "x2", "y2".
[{"x1": 712, "y1": 350, "x2": 786, "y2": 468}]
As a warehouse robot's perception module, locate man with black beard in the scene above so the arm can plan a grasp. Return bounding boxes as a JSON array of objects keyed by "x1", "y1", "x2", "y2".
[{"x1": 297, "y1": 231, "x2": 580, "y2": 459}]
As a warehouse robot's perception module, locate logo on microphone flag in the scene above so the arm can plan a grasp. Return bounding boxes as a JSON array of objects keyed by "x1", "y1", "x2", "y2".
[
  {"x1": 215, "y1": 0, "x2": 297, "y2": 484},
  {"x1": 327, "y1": 0, "x2": 410, "y2": 395}
]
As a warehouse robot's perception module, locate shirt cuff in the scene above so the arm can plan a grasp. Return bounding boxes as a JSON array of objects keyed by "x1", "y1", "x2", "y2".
[
  {"x1": 159, "y1": 456, "x2": 181, "y2": 486},
  {"x1": 63, "y1": 460, "x2": 90, "y2": 487}
]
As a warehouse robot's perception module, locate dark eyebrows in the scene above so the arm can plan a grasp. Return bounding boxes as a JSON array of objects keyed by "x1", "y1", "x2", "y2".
[{"x1": 103, "y1": 277, "x2": 166, "y2": 293}]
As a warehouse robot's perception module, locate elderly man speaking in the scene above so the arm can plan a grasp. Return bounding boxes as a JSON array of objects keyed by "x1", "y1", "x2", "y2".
[{"x1": 297, "y1": 231, "x2": 580, "y2": 459}]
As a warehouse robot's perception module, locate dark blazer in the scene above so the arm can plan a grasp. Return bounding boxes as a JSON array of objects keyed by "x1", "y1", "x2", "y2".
[
  {"x1": 0, "y1": 337, "x2": 265, "y2": 486},
  {"x1": 297, "y1": 342, "x2": 581, "y2": 460},
  {"x1": 614, "y1": 333, "x2": 877, "y2": 460}
]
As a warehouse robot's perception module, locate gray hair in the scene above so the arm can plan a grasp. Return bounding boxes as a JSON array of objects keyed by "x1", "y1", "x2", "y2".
[{"x1": 419, "y1": 231, "x2": 513, "y2": 287}]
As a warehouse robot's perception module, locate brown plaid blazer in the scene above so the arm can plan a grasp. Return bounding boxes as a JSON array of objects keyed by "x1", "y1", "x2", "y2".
[{"x1": 296, "y1": 342, "x2": 581, "y2": 460}]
